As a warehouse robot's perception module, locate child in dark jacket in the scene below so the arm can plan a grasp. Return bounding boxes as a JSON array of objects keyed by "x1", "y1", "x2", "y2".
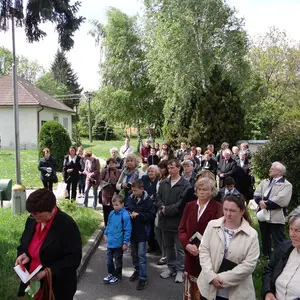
[
  {"x1": 103, "y1": 195, "x2": 132, "y2": 284},
  {"x1": 126, "y1": 179, "x2": 156, "y2": 290},
  {"x1": 147, "y1": 148, "x2": 159, "y2": 166}
]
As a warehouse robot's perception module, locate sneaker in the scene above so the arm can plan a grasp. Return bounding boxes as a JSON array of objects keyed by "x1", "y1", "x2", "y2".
[
  {"x1": 109, "y1": 276, "x2": 120, "y2": 284},
  {"x1": 78, "y1": 194, "x2": 82, "y2": 198},
  {"x1": 130, "y1": 270, "x2": 139, "y2": 282},
  {"x1": 103, "y1": 274, "x2": 113, "y2": 284},
  {"x1": 160, "y1": 269, "x2": 176, "y2": 279},
  {"x1": 136, "y1": 279, "x2": 148, "y2": 290},
  {"x1": 175, "y1": 271, "x2": 184, "y2": 283},
  {"x1": 157, "y1": 257, "x2": 167, "y2": 265}
]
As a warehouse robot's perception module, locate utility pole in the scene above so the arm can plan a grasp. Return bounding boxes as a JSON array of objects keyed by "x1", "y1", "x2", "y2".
[
  {"x1": 87, "y1": 92, "x2": 92, "y2": 143},
  {"x1": 11, "y1": 8, "x2": 21, "y2": 185}
]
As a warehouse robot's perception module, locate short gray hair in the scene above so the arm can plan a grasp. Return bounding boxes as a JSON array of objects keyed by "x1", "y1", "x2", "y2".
[
  {"x1": 288, "y1": 206, "x2": 300, "y2": 227},
  {"x1": 147, "y1": 165, "x2": 160, "y2": 176},
  {"x1": 272, "y1": 161, "x2": 286, "y2": 176},
  {"x1": 182, "y1": 160, "x2": 194, "y2": 167},
  {"x1": 223, "y1": 149, "x2": 231, "y2": 155}
]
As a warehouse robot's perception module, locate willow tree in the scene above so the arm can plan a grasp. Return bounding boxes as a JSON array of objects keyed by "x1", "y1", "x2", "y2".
[
  {"x1": 144, "y1": 0, "x2": 249, "y2": 147},
  {"x1": 0, "y1": 0, "x2": 84, "y2": 51},
  {"x1": 90, "y1": 8, "x2": 163, "y2": 149}
]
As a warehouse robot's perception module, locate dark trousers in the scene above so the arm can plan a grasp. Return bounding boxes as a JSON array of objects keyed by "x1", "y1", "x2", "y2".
[
  {"x1": 78, "y1": 174, "x2": 86, "y2": 194},
  {"x1": 148, "y1": 219, "x2": 158, "y2": 251},
  {"x1": 66, "y1": 177, "x2": 78, "y2": 200},
  {"x1": 103, "y1": 205, "x2": 113, "y2": 227},
  {"x1": 259, "y1": 221, "x2": 285, "y2": 257},
  {"x1": 107, "y1": 248, "x2": 123, "y2": 279},
  {"x1": 42, "y1": 180, "x2": 53, "y2": 191}
]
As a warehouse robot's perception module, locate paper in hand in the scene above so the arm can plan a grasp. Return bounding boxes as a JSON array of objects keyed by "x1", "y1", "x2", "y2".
[{"x1": 14, "y1": 264, "x2": 43, "y2": 284}]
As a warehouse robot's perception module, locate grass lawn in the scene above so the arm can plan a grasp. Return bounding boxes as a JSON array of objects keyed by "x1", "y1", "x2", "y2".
[
  {"x1": 0, "y1": 200, "x2": 101, "y2": 300},
  {"x1": 0, "y1": 138, "x2": 142, "y2": 188}
]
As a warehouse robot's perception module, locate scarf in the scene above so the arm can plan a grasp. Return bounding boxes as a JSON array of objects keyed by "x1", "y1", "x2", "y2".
[{"x1": 119, "y1": 167, "x2": 140, "y2": 184}]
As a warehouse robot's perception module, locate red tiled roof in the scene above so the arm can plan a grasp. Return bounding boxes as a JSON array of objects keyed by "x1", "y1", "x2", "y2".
[{"x1": 0, "y1": 74, "x2": 74, "y2": 113}]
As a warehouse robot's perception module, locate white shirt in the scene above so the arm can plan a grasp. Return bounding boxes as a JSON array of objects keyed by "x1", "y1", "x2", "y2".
[
  {"x1": 197, "y1": 200, "x2": 210, "y2": 222},
  {"x1": 119, "y1": 144, "x2": 134, "y2": 158},
  {"x1": 264, "y1": 176, "x2": 283, "y2": 197},
  {"x1": 276, "y1": 248, "x2": 300, "y2": 300},
  {"x1": 68, "y1": 155, "x2": 77, "y2": 163},
  {"x1": 171, "y1": 177, "x2": 181, "y2": 187}
]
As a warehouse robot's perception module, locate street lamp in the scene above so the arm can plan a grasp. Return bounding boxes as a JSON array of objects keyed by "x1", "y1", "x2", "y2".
[{"x1": 83, "y1": 92, "x2": 94, "y2": 143}]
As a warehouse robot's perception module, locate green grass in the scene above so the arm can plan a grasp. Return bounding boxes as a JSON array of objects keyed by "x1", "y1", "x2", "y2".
[
  {"x1": 0, "y1": 201, "x2": 101, "y2": 300},
  {"x1": 0, "y1": 138, "x2": 143, "y2": 188}
]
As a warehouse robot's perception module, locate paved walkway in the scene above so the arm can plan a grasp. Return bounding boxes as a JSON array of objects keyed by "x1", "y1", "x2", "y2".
[{"x1": 75, "y1": 238, "x2": 184, "y2": 300}]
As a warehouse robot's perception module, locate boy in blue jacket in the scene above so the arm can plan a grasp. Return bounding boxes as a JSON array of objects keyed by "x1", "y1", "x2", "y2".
[
  {"x1": 103, "y1": 194, "x2": 132, "y2": 284},
  {"x1": 126, "y1": 179, "x2": 156, "y2": 290}
]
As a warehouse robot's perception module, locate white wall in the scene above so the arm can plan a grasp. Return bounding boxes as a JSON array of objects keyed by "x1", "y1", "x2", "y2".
[
  {"x1": 39, "y1": 108, "x2": 72, "y2": 137},
  {"x1": 0, "y1": 107, "x2": 37, "y2": 149},
  {"x1": 0, "y1": 107, "x2": 72, "y2": 150}
]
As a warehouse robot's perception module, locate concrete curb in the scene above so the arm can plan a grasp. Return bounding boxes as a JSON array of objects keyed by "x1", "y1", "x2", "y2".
[{"x1": 77, "y1": 225, "x2": 105, "y2": 280}]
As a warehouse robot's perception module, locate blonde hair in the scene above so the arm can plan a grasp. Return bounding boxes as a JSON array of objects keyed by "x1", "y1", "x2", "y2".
[
  {"x1": 125, "y1": 154, "x2": 139, "y2": 167},
  {"x1": 196, "y1": 170, "x2": 216, "y2": 182},
  {"x1": 195, "y1": 177, "x2": 218, "y2": 197}
]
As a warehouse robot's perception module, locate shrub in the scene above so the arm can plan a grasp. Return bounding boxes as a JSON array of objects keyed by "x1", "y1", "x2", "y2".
[
  {"x1": 252, "y1": 121, "x2": 300, "y2": 209},
  {"x1": 92, "y1": 115, "x2": 115, "y2": 140},
  {"x1": 38, "y1": 121, "x2": 71, "y2": 171}
]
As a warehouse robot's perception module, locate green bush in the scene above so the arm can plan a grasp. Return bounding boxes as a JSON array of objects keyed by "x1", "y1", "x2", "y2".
[
  {"x1": 38, "y1": 121, "x2": 71, "y2": 171},
  {"x1": 252, "y1": 122, "x2": 300, "y2": 209},
  {"x1": 0, "y1": 202, "x2": 101, "y2": 300},
  {"x1": 92, "y1": 115, "x2": 115, "y2": 140}
]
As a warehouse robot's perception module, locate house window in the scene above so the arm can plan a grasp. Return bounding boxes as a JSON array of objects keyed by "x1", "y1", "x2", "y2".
[
  {"x1": 53, "y1": 114, "x2": 59, "y2": 122},
  {"x1": 41, "y1": 120, "x2": 47, "y2": 126},
  {"x1": 63, "y1": 117, "x2": 69, "y2": 130}
]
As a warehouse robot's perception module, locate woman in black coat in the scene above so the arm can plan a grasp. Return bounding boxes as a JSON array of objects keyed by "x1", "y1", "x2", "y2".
[
  {"x1": 63, "y1": 146, "x2": 82, "y2": 201},
  {"x1": 16, "y1": 189, "x2": 82, "y2": 300},
  {"x1": 38, "y1": 148, "x2": 58, "y2": 191}
]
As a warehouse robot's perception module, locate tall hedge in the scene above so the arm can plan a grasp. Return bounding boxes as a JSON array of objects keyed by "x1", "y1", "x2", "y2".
[
  {"x1": 252, "y1": 122, "x2": 300, "y2": 209},
  {"x1": 38, "y1": 121, "x2": 71, "y2": 171}
]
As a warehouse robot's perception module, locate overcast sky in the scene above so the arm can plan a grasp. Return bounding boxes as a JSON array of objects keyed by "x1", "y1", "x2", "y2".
[{"x1": 0, "y1": 0, "x2": 299, "y2": 91}]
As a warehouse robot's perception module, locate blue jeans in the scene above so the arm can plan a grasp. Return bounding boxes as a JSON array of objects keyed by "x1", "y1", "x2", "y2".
[
  {"x1": 131, "y1": 241, "x2": 147, "y2": 280},
  {"x1": 84, "y1": 185, "x2": 98, "y2": 208},
  {"x1": 78, "y1": 174, "x2": 86, "y2": 194},
  {"x1": 107, "y1": 248, "x2": 123, "y2": 279}
]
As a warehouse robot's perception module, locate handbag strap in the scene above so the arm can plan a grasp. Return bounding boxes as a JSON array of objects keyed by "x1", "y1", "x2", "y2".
[{"x1": 40, "y1": 268, "x2": 55, "y2": 300}]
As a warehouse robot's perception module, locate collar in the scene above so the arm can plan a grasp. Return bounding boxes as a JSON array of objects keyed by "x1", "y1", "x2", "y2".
[{"x1": 212, "y1": 216, "x2": 253, "y2": 236}]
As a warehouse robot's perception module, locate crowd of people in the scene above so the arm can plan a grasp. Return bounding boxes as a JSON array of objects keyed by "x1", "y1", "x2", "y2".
[{"x1": 32, "y1": 137, "x2": 299, "y2": 300}]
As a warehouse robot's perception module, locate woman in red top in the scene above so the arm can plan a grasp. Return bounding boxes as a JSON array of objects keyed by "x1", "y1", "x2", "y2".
[
  {"x1": 15, "y1": 189, "x2": 82, "y2": 300},
  {"x1": 178, "y1": 177, "x2": 223, "y2": 300}
]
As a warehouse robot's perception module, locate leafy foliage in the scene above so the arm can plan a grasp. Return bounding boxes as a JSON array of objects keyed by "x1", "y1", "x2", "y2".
[
  {"x1": 252, "y1": 121, "x2": 300, "y2": 209},
  {"x1": 0, "y1": 47, "x2": 45, "y2": 82},
  {"x1": 35, "y1": 72, "x2": 70, "y2": 96},
  {"x1": 38, "y1": 121, "x2": 71, "y2": 171},
  {"x1": 0, "y1": 0, "x2": 84, "y2": 51},
  {"x1": 89, "y1": 8, "x2": 163, "y2": 139},
  {"x1": 144, "y1": 0, "x2": 248, "y2": 147},
  {"x1": 92, "y1": 116, "x2": 115, "y2": 141},
  {"x1": 245, "y1": 27, "x2": 300, "y2": 139}
]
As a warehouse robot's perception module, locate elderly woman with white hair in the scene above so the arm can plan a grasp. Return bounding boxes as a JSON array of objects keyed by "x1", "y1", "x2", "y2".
[
  {"x1": 182, "y1": 160, "x2": 197, "y2": 188},
  {"x1": 142, "y1": 165, "x2": 161, "y2": 253},
  {"x1": 262, "y1": 206, "x2": 300, "y2": 300},
  {"x1": 110, "y1": 147, "x2": 123, "y2": 169},
  {"x1": 254, "y1": 161, "x2": 293, "y2": 258}
]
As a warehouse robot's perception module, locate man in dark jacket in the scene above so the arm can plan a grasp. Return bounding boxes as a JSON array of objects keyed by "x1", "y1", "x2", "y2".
[
  {"x1": 156, "y1": 159, "x2": 191, "y2": 283},
  {"x1": 126, "y1": 180, "x2": 156, "y2": 290},
  {"x1": 217, "y1": 149, "x2": 237, "y2": 188}
]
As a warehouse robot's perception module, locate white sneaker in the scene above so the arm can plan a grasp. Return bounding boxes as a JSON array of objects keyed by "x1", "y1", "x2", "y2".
[
  {"x1": 175, "y1": 271, "x2": 184, "y2": 283},
  {"x1": 160, "y1": 269, "x2": 176, "y2": 279}
]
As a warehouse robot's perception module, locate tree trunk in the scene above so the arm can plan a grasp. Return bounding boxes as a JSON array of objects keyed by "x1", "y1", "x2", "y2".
[{"x1": 137, "y1": 120, "x2": 142, "y2": 153}]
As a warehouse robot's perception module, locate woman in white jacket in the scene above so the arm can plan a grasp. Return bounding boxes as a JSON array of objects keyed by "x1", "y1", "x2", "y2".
[{"x1": 198, "y1": 194, "x2": 259, "y2": 300}]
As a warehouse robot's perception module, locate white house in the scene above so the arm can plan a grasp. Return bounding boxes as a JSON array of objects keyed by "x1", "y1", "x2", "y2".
[{"x1": 0, "y1": 74, "x2": 74, "y2": 150}]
